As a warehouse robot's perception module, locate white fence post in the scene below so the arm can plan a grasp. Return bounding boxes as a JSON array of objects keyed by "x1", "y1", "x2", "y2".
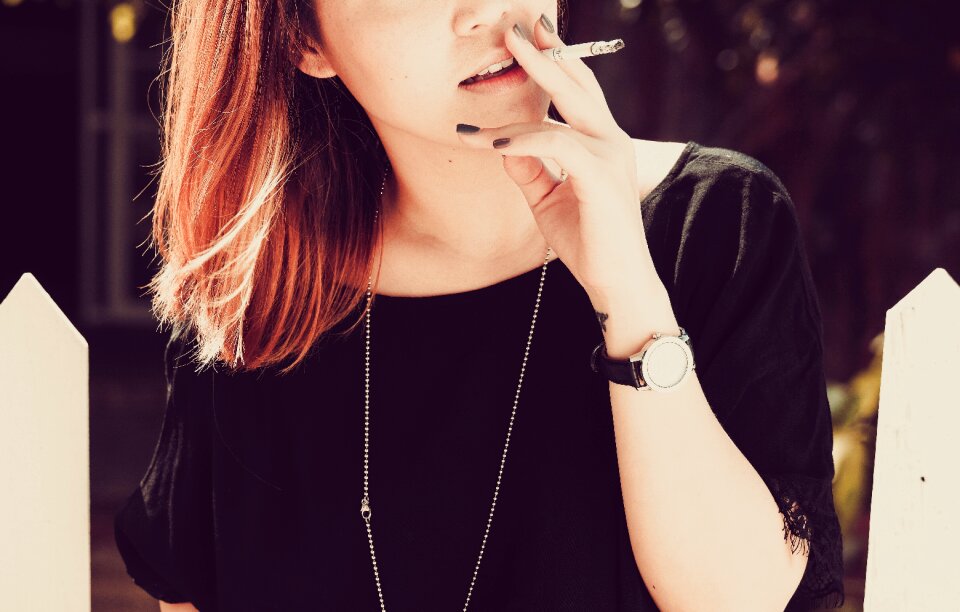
[
  {"x1": 865, "y1": 267, "x2": 960, "y2": 610},
  {"x1": 0, "y1": 273, "x2": 90, "y2": 611}
]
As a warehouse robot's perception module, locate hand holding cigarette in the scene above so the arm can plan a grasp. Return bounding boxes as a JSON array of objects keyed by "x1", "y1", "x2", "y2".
[
  {"x1": 540, "y1": 39, "x2": 626, "y2": 62},
  {"x1": 455, "y1": 18, "x2": 652, "y2": 308}
]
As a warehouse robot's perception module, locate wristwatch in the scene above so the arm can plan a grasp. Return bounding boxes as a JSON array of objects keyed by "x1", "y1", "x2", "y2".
[{"x1": 590, "y1": 327, "x2": 696, "y2": 392}]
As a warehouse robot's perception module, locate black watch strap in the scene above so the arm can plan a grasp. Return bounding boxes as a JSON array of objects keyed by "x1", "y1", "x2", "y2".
[
  {"x1": 589, "y1": 328, "x2": 693, "y2": 390},
  {"x1": 589, "y1": 341, "x2": 647, "y2": 389}
]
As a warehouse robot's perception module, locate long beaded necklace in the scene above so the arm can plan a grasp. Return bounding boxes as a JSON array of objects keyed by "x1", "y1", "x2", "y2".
[{"x1": 359, "y1": 164, "x2": 554, "y2": 611}]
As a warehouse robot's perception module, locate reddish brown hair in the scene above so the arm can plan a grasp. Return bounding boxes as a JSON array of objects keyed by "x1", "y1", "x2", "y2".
[{"x1": 145, "y1": 0, "x2": 569, "y2": 375}]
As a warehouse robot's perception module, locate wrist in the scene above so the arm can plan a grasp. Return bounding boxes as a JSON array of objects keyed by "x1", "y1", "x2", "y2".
[{"x1": 591, "y1": 280, "x2": 680, "y2": 360}]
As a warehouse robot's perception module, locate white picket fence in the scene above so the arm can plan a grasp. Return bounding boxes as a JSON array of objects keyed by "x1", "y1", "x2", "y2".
[
  {"x1": 0, "y1": 273, "x2": 90, "y2": 611},
  {"x1": 0, "y1": 267, "x2": 957, "y2": 610},
  {"x1": 864, "y1": 267, "x2": 960, "y2": 609}
]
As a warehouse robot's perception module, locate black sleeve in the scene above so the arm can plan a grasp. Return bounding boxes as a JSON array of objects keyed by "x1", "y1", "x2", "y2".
[
  {"x1": 667, "y1": 154, "x2": 845, "y2": 610},
  {"x1": 113, "y1": 325, "x2": 217, "y2": 606}
]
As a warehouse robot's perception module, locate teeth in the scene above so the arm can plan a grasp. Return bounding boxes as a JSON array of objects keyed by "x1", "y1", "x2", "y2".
[{"x1": 474, "y1": 57, "x2": 515, "y2": 78}]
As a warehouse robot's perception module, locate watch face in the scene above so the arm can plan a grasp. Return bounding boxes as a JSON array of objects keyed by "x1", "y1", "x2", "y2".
[{"x1": 641, "y1": 338, "x2": 693, "y2": 391}]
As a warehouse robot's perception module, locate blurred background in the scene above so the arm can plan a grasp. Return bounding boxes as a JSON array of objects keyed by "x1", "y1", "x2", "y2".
[{"x1": 1, "y1": 0, "x2": 957, "y2": 609}]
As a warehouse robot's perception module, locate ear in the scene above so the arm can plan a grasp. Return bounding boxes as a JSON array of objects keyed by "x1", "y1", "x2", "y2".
[{"x1": 297, "y1": 41, "x2": 337, "y2": 79}]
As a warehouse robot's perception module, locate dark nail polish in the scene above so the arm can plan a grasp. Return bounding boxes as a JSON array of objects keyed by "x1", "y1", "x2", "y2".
[
  {"x1": 513, "y1": 23, "x2": 531, "y2": 43},
  {"x1": 539, "y1": 14, "x2": 555, "y2": 34},
  {"x1": 493, "y1": 138, "x2": 511, "y2": 149},
  {"x1": 456, "y1": 123, "x2": 481, "y2": 134}
]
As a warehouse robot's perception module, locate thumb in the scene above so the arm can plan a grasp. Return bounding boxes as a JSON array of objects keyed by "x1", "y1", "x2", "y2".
[{"x1": 501, "y1": 154, "x2": 565, "y2": 210}]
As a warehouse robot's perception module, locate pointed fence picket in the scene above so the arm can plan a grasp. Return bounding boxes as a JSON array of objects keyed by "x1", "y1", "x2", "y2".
[
  {"x1": 0, "y1": 273, "x2": 90, "y2": 611},
  {"x1": 865, "y1": 267, "x2": 960, "y2": 610}
]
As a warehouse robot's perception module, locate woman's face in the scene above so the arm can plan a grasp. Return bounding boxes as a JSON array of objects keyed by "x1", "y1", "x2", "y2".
[{"x1": 300, "y1": 0, "x2": 557, "y2": 142}]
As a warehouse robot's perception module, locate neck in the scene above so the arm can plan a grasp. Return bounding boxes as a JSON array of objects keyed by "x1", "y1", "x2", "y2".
[{"x1": 373, "y1": 115, "x2": 552, "y2": 267}]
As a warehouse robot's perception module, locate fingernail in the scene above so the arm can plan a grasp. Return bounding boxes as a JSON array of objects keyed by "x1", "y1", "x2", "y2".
[
  {"x1": 539, "y1": 14, "x2": 555, "y2": 34},
  {"x1": 493, "y1": 137, "x2": 512, "y2": 149},
  {"x1": 456, "y1": 123, "x2": 481, "y2": 134},
  {"x1": 512, "y1": 23, "x2": 532, "y2": 44}
]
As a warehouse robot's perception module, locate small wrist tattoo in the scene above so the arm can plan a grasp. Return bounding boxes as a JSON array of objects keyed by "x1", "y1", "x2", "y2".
[{"x1": 595, "y1": 310, "x2": 609, "y2": 333}]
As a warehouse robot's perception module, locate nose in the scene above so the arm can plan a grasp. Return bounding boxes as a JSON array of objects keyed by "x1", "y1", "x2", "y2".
[{"x1": 453, "y1": 0, "x2": 514, "y2": 36}]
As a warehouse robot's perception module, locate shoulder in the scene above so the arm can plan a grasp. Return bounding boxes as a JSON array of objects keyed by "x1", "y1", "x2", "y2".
[
  {"x1": 161, "y1": 325, "x2": 288, "y2": 493},
  {"x1": 698, "y1": 144, "x2": 790, "y2": 201},
  {"x1": 635, "y1": 140, "x2": 806, "y2": 290},
  {"x1": 633, "y1": 138, "x2": 789, "y2": 200},
  {"x1": 634, "y1": 139, "x2": 799, "y2": 236}
]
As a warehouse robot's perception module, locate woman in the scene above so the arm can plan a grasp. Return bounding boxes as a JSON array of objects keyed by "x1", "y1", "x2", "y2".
[{"x1": 114, "y1": 1, "x2": 845, "y2": 610}]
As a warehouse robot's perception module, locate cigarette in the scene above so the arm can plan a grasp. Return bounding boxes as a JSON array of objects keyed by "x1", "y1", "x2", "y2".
[{"x1": 540, "y1": 39, "x2": 625, "y2": 62}]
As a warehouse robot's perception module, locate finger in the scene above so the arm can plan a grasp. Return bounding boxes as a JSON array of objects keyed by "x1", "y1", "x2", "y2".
[
  {"x1": 503, "y1": 151, "x2": 568, "y2": 182},
  {"x1": 487, "y1": 127, "x2": 602, "y2": 192},
  {"x1": 534, "y1": 13, "x2": 607, "y2": 104},
  {"x1": 500, "y1": 153, "x2": 565, "y2": 211},
  {"x1": 507, "y1": 22, "x2": 615, "y2": 138},
  {"x1": 456, "y1": 119, "x2": 608, "y2": 159}
]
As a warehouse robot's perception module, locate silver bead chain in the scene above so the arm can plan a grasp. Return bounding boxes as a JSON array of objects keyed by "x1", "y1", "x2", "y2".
[{"x1": 361, "y1": 164, "x2": 553, "y2": 612}]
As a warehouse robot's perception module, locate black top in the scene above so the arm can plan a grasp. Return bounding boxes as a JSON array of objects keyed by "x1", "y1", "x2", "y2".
[{"x1": 114, "y1": 141, "x2": 845, "y2": 611}]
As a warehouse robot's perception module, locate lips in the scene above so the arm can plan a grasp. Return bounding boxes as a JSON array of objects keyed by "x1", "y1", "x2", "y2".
[
  {"x1": 461, "y1": 51, "x2": 514, "y2": 84},
  {"x1": 458, "y1": 63, "x2": 529, "y2": 92},
  {"x1": 461, "y1": 61, "x2": 520, "y2": 85}
]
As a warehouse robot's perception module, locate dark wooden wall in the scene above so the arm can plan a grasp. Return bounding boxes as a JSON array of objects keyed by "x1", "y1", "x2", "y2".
[{"x1": 570, "y1": 0, "x2": 960, "y2": 381}]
